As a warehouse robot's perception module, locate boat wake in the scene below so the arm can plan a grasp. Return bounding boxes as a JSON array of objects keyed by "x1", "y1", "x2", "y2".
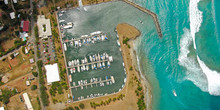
[{"x1": 179, "y1": 0, "x2": 220, "y2": 96}]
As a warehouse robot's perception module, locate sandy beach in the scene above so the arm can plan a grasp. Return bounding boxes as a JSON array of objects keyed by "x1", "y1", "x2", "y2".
[{"x1": 116, "y1": 23, "x2": 152, "y2": 110}]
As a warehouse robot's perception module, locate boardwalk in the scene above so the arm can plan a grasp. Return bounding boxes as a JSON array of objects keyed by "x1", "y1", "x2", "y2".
[
  {"x1": 67, "y1": 59, "x2": 108, "y2": 68},
  {"x1": 124, "y1": 0, "x2": 163, "y2": 38}
]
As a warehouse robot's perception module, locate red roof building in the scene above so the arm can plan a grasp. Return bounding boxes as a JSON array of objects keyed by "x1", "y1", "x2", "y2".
[{"x1": 23, "y1": 20, "x2": 29, "y2": 32}]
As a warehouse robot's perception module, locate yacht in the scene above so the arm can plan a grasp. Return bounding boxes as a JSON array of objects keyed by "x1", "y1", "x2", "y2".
[
  {"x1": 77, "y1": 66, "x2": 80, "y2": 72},
  {"x1": 70, "y1": 68, "x2": 73, "y2": 74},
  {"x1": 84, "y1": 57, "x2": 88, "y2": 63},
  {"x1": 107, "y1": 61, "x2": 110, "y2": 68},
  {"x1": 89, "y1": 56, "x2": 93, "y2": 62},
  {"x1": 102, "y1": 62, "x2": 105, "y2": 68},
  {"x1": 173, "y1": 90, "x2": 177, "y2": 97},
  {"x1": 69, "y1": 75, "x2": 72, "y2": 82},
  {"x1": 64, "y1": 43, "x2": 67, "y2": 51},
  {"x1": 68, "y1": 61, "x2": 71, "y2": 66},
  {"x1": 91, "y1": 64, "x2": 94, "y2": 70},
  {"x1": 86, "y1": 65, "x2": 89, "y2": 71},
  {"x1": 73, "y1": 67, "x2": 76, "y2": 73},
  {"x1": 98, "y1": 54, "x2": 101, "y2": 61},
  {"x1": 70, "y1": 41, "x2": 73, "y2": 46}
]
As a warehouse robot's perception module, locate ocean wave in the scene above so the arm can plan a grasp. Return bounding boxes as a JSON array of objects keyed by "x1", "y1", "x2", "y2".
[
  {"x1": 197, "y1": 56, "x2": 220, "y2": 95},
  {"x1": 189, "y1": 0, "x2": 203, "y2": 49},
  {"x1": 178, "y1": 28, "x2": 208, "y2": 92},
  {"x1": 189, "y1": 0, "x2": 220, "y2": 95}
]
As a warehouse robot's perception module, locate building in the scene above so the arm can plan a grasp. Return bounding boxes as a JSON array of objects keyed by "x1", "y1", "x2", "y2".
[
  {"x1": 21, "y1": 20, "x2": 29, "y2": 32},
  {"x1": 22, "y1": 93, "x2": 33, "y2": 110},
  {"x1": 45, "y1": 63, "x2": 60, "y2": 84},
  {"x1": 4, "y1": 0, "x2": 8, "y2": 4},
  {"x1": 37, "y1": 15, "x2": 52, "y2": 39},
  {"x1": 10, "y1": 12, "x2": 15, "y2": 19},
  {"x1": 0, "y1": 106, "x2": 4, "y2": 110},
  {"x1": 29, "y1": 58, "x2": 34, "y2": 64}
]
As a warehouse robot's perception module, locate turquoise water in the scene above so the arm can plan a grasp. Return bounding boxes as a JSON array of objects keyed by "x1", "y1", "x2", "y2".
[{"x1": 131, "y1": 0, "x2": 220, "y2": 109}]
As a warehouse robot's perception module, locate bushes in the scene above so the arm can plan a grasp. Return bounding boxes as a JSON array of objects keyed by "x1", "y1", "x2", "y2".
[
  {"x1": 122, "y1": 37, "x2": 129, "y2": 45},
  {"x1": 32, "y1": 72, "x2": 38, "y2": 77},
  {"x1": 22, "y1": 46, "x2": 25, "y2": 54},
  {"x1": 37, "y1": 60, "x2": 49, "y2": 106},
  {"x1": 31, "y1": 85, "x2": 37, "y2": 90},
  {"x1": 0, "y1": 89, "x2": 18, "y2": 104},
  {"x1": 79, "y1": 103, "x2": 85, "y2": 109}
]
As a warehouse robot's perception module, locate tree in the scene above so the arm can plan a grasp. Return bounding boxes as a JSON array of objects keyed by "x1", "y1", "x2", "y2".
[
  {"x1": 32, "y1": 72, "x2": 38, "y2": 77},
  {"x1": 74, "y1": 106, "x2": 79, "y2": 110},
  {"x1": 22, "y1": 46, "x2": 25, "y2": 54},
  {"x1": 31, "y1": 85, "x2": 37, "y2": 90},
  {"x1": 79, "y1": 103, "x2": 85, "y2": 109}
]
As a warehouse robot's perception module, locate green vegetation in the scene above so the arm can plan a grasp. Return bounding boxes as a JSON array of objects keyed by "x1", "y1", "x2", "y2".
[
  {"x1": 130, "y1": 66, "x2": 133, "y2": 71},
  {"x1": 64, "y1": 107, "x2": 74, "y2": 110},
  {"x1": 33, "y1": 2, "x2": 39, "y2": 21},
  {"x1": 74, "y1": 106, "x2": 80, "y2": 110},
  {"x1": 22, "y1": 46, "x2": 25, "y2": 54},
  {"x1": 79, "y1": 103, "x2": 85, "y2": 109},
  {"x1": 90, "y1": 94, "x2": 125, "y2": 109},
  {"x1": 0, "y1": 40, "x2": 26, "y2": 57},
  {"x1": 134, "y1": 76, "x2": 146, "y2": 110},
  {"x1": 49, "y1": 81, "x2": 68, "y2": 96},
  {"x1": 43, "y1": 24, "x2": 46, "y2": 32},
  {"x1": 31, "y1": 85, "x2": 38, "y2": 90},
  {"x1": 0, "y1": 89, "x2": 18, "y2": 104},
  {"x1": 37, "y1": 60, "x2": 49, "y2": 106},
  {"x1": 32, "y1": 72, "x2": 38, "y2": 77},
  {"x1": 122, "y1": 37, "x2": 129, "y2": 45}
]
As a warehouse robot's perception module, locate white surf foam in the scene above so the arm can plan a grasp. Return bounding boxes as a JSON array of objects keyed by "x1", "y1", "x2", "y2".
[
  {"x1": 189, "y1": 0, "x2": 220, "y2": 95},
  {"x1": 178, "y1": 28, "x2": 208, "y2": 92},
  {"x1": 197, "y1": 56, "x2": 220, "y2": 95},
  {"x1": 189, "y1": 0, "x2": 203, "y2": 49}
]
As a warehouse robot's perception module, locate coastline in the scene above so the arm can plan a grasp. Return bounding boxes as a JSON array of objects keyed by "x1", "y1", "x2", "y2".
[{"x1": 117, "y1": 23, "x2": 152, "y2": 110}]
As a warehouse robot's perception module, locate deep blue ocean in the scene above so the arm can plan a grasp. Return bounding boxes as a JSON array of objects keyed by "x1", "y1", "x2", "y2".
[{"x1": 131, "y1": 0, "x2": 220, "y2": 109}]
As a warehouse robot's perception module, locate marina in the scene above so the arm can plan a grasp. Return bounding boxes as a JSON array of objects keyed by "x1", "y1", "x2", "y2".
[{"x1": 56, "y1": 1, "x2": 154, "y2": 101}]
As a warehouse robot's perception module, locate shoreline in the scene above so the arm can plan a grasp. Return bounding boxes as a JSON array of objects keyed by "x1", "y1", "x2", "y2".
[{"x1": 117, "y1": 23, "x2": 152, "y2": 110}]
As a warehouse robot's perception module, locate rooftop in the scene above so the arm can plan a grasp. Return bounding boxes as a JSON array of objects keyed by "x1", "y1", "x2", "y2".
[
  {"x1": 37, "y1": 15, "x2": 52, "y2": 38},
  {"x1": 45, "y1": 63, "x2": 60, "y2": 84}
]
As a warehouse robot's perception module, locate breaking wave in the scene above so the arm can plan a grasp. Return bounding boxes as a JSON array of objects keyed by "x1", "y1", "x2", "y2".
[{"x1": 185, "y1": 0, "x2": 220, "y2": 95}]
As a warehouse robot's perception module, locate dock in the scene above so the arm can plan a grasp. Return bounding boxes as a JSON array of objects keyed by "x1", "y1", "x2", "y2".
[
  {"x1": 124, "y1": 0, "x2": 163, "y2": 38},
  {"x1": 63, "y1": 33, "x2": 107, "y2": 43},
  {"x1": 67, "y1": 59, "x2": 108, "y2": 68},
  {"x1": 70, "y1": 76, "x2": 115, "y2": 89}
]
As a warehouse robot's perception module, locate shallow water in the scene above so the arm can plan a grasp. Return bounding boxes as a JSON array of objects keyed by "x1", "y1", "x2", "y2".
[{"x1": 131, "y1": 0, "x2": 220, "y2": 109}]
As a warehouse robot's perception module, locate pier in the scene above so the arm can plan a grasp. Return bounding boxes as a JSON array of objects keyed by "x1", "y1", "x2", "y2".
[
  {"x1": 124, "y1": 0, "x2": 163, "y2": 38},
  {"x1": 70, "y1": 76, "x2": 115, "y2": 89},
  {"x1": 63, "y1": 33, "x2": 107, "y2": 43},
  {"x1": 67, "y1": 59, "x2": 109, "y2": 68}
]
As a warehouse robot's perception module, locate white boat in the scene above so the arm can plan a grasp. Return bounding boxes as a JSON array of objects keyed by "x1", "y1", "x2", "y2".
[
  {"x1": 68, "y1": 61, "x2": 71, "y2": 66},
  {"x1": 74, "y1": 41, "x2": 78, "y2": 47},
  {"x1": 107, "y1": 61, "x2": 110, "y2": 68},
  {"x1": 63, "y1": 43, "x2": 67, "y2": 51},
  {"x1": 94, "y1": 64, "x2": 96, "y2": 69},
  {"x1": 90, "y1": 31, "x2": 102, "y2": 36},
  {"x1": 71, "y1": 60, "x2": 74, "y2": 66},
  {"x1": 81, "y1": 66, "x2": 84, "y2": 71},
  {"x1": 73, "y1": 68, "x2": 76, "y2": 73},
  {"x1": 81, "y1": 35, "x2": 88, "y2": 38},
  {"x1": 70, "y1": 68, "x2": 73, "y2": 74},
  {"x1": 91, "y1": 64, "x2": 94, "y2": 70},
  {"x1": 74, "y1": 60, "x2": 77, "y2": 65},
  {"x1": 102, "y1": 62, "x2": 105, "y2": 68},
  {"x1": 92, "y1": 55, "x2": 96, "y2": 61},
  {"x1": 69, "y1": 75, "x2": 72, "y2": 82},
  {"x1": 105, "y1": 34, "x2": 108, "y2": 40},
  {"x1": 77, "y1": 59, "x2": 80, "y2": 65},
  {"x1": 89, "y1": 56, "x2": 93, "y2": 62},
  {"x1": 100, "y1": 54, "x2": 103, "y2": 60},
  {"x1": 81, "y1": 59, "x2": 85, "y2": 64},
  {"x1": 83, "y1": 39, "x2": 86, "y2": 44},
  {"x1": 117, "y1": 40, "x2": 120, "y2": 46},
  {"x1": 83, "y1": 65, "x2": 86, "y2": 71},
  {"x1": 99, "y1": 63, "x2": 102, "y2": 68},
  {"x1": 77, "y1": 66, "x2": 80, "y2": 72},
  {"x1": 103, "y1": 53, "x2": 106, "y2": 60},
  {"x1": 59, "y1": 14, "x2": 63, "y2": 17},
  {"x1": 106, "y1": 53, "x2": 109, "y2": 59},
  {"x1": 101, "y1": 35, "x2": 105, "y2": 40},
  {"x1": 98, "y1": 54, "x2": 101, "y2": 61},
  {"x1": 85, "y1": 65, "x2": 89, "y2": 71},
  {"x1": 84, "y1": 57, "x2": 87, "y2": 63},
  {"x1": 63, "y1": 22, "x2": 73, "y2": 29},
  {"x1": 173, "y1": 90, "x2": 177, "y2": 97},
  {"x1": 59, "y1": 20, "x2": 65, "y2": 23},
  {"x1": 79, "y1": 40, "x2": 82, "y2": 47}
]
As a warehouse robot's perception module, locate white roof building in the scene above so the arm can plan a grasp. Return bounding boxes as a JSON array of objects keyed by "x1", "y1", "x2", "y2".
[
  {"x1": 13, "y1": 0, "x2": 17, "y2": 3},
  {"x1": 45, "y1": 63, "x2": 60, "y2": 84},
  {"x1": 37, "y1": 15, "x2": 52, "y2": 39},
  {"x1": 4, "y1": 0, "x2": 8, "y2": 4},
  {"x1": 10, "y1": 12, "x2": 15, "y2": 19},
  {"x1": 0, "y1": 107, "x2": 4, "y2": 110},
  {"x1": 22, "y1": 93, "x2": 33, "y2": 110}
]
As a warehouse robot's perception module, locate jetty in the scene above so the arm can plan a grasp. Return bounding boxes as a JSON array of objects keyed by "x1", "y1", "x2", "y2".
[{"x1": 124, "y1": 0, "x2": 163, "y2": 38}]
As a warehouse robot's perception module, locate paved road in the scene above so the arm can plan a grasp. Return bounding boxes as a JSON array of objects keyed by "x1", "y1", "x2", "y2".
[{"x1": 30, "y1": 0, "x2": 45, "y2": 109}]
